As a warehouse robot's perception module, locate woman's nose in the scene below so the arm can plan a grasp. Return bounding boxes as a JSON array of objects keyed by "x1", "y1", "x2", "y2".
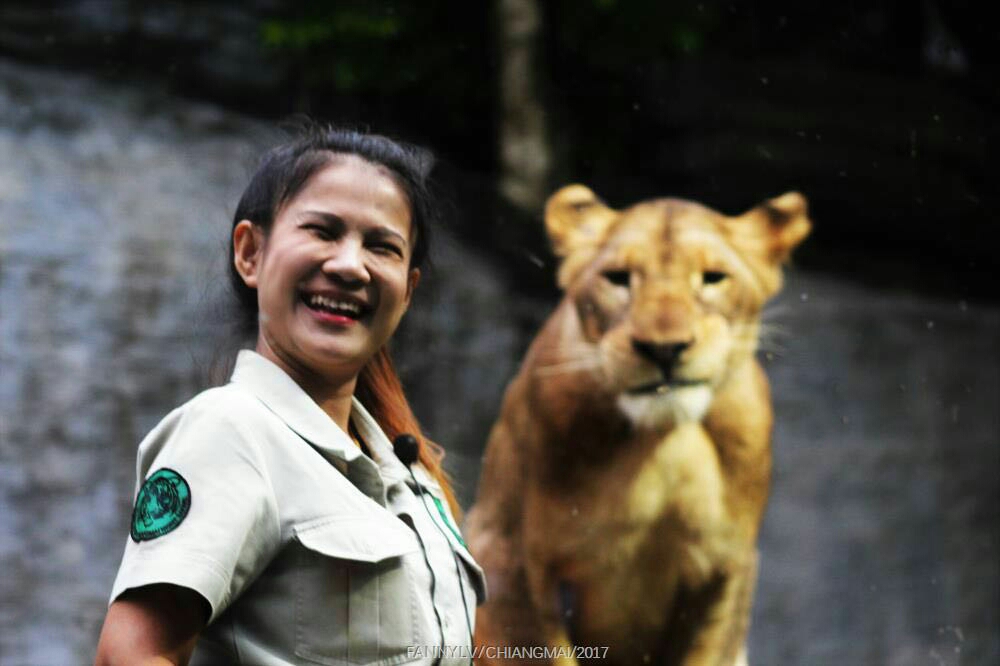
[{"x1": 321, "y1": 238, "x2": 370, "y2": 285}]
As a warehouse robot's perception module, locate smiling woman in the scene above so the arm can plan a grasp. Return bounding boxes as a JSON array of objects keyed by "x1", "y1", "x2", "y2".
[
  {"x1": 95, "y1": 126, "x2": 485, "y2": 666},
  {"x1": 233, "y1": 153, "x2": 420, "y2": 417}
]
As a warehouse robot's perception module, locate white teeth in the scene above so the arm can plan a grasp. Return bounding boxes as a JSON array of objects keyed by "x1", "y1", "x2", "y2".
[{"x1": 307, "y1": 294, "x2": 362, "y2": 314}]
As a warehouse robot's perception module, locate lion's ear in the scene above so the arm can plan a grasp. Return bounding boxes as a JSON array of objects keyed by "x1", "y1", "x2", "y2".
[
  {"x1": 545, "y1": 184, "x2": 619, "y2": 259},
  {"x1": 741, "y1": 191, "x2": 812, "y2": 264}
]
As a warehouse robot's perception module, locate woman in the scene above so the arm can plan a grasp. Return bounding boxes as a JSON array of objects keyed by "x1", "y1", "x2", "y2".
[{"x1": 95, "y1": 127, "x2": 486, "y2": 665}]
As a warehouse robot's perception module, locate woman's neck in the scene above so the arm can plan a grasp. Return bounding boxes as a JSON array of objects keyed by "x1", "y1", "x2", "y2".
[
  {"x1": 254, "y1": 338, "x2": 358, "y2": 433},
  {"x1": 298, "y1": 376, "x2": 356, "y2": 433}
]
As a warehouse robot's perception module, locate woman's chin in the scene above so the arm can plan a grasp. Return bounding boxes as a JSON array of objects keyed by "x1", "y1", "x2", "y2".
[{"x1": 299, "y1": 338, "x2": 375, "y2": 374}]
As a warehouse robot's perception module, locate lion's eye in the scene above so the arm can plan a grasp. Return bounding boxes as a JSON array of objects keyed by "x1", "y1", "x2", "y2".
[
  {"x1": 703, "y1": 271, "x2": 728, "y2": 285},
  {"x1": 603, "y1": 270, "x2": 631, "y2": 287}
]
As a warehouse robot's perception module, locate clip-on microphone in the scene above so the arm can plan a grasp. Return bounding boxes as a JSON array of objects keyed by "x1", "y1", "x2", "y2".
[
  {"x1": 392, "y1": 433, "x2": 420, "y2": 467},
  {"x1": 394, "y1": 434, "x2": 475, "y2": 665}
]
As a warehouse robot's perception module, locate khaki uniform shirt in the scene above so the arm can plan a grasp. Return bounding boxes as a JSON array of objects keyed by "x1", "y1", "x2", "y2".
[{"x1": 110, "y1": 350, "x2": 487, "y2": 665}]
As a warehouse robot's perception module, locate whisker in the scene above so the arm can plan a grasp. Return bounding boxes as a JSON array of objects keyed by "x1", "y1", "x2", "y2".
[
  {"x1": 755, "y1": 344, "x2": 787, "y2": 356},
  {"x1": 760, "y1": 303, "x2": 791, "y2": 321},
  {"x1": 601, "y1": 345, "x2": 633, "y2": 365},
  {"x1": 729, "y1": 338, "x2": 787, "y2": 356},
  {"x1": 758, "y1": 321, "x2": 789, "y2": 336},
  {"x1": 533, "y1": 357, "x2": 603, "y2": 377},
  {"x1": 534, "y1": 339, "x2": 595, "y2": 357},
  {"x1": 757, "y1": 324, "x2": 789, "y2": 349}
]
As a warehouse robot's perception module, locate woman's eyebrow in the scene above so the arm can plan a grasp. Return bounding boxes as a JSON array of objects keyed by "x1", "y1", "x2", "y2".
[
  {"x1": 367, "y1": 226, "x2": 408, "y2": 246},
  {"x1": 299, "y1": 210, "x2": 346, "y2": 226}
]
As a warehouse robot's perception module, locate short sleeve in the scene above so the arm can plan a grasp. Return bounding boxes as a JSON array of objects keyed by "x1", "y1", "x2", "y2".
[{"x1": 110, "y1": 389, "x2": 281, "y2": 623}]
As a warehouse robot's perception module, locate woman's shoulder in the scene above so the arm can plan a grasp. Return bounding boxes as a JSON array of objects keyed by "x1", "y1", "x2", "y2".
[
  {"x1": 189, "y1": 380, "x2": 255, "y2": 407},
  {"x1": 156, "y1": 382, "x2": 267, "y2": 429},
  {"x1": 137, "y1": 384, "x2": 272, "y2": 462}
]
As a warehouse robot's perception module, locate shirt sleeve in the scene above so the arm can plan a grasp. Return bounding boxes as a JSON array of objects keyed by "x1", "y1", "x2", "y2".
[{"x1": 109, "y1": 389, "x2": 281, "y2": 623}]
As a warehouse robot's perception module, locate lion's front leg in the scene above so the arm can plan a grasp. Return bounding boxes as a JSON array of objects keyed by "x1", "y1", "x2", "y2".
[
  {"x1": 474, "y1": 567, "x2": 547, "y2": 665},
  {"x1": 662, "y1": 551, "x2": 759, "y2": 666},
  {"x1": 547, "y1": 626, "x2": 582, "y2": 666},
  {"x1": 475, "y1": 564, "x2": 578, "y2": 666},
  {"x1": 472, "y1": 535, "x2": 546, "y2": 665},
  {"x1": 520, "y1": 561, "x2": 581, "y2": 666}
]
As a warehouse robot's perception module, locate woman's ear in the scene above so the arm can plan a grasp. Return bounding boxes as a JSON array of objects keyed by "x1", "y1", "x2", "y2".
[
  {"x1": 233, "y1": 220, "x2": 264, "y2": 288},
  {"x1": 405, "y1": 268, "x2": 421, "y2": 305}
]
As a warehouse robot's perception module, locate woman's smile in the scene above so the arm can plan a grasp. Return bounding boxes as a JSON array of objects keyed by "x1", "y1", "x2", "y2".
[{"x1": 300, "y1": 290, "x2": 371, "y2": 325}]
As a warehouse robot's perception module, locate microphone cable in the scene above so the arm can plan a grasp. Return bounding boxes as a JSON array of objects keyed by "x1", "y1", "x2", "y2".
[{"x1": 394, "y1": 434, "x2": 475, "y2": 666}]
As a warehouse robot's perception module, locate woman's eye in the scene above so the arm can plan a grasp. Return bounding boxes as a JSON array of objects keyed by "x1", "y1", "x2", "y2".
[
  {"x1": 371, "y1": 242, "x2": 403, "y2": 257},
  {"x1": 703, "y1": 270, "x2": 728, "y2": 285},
  {"x1": 304, "y1": 224, "x2": 334, "y2": 239},
  {"x1": 602, "y1": 270, "x2": 631, "y2": 287}
]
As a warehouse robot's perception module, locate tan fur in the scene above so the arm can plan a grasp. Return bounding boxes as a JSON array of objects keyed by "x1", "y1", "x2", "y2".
[{"x1": 466, "y1": 185, "x2": 810, "y2": 666}]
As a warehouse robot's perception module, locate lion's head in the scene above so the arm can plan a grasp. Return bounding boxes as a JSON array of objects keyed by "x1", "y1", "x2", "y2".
[{"x1": 544, "y1": 184, "x2": 811, "y2": 428}]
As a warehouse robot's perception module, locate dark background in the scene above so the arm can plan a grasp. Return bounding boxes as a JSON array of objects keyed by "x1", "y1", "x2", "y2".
[
  {"x1": 0, "y1": 1, "x2": 996, "y2": 664},
  {"x1": 3, "y1": 0, "x2": 995, "y2": 299}
]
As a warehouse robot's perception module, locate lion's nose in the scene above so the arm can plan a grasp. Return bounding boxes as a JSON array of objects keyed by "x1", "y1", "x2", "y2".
[{"x1": 632, "y1": 339, "x2": 691, "y2": 372}]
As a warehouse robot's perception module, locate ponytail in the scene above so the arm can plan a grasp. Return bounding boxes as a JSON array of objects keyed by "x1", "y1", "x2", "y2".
[{"x1": 355, "y1": 346, "x2": 462, "y2": 520}]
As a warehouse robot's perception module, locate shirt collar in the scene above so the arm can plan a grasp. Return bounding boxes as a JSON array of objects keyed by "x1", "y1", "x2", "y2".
[
  {"x1": 230, "y1": 350, "x2": 363, "y2": 465},
  {"x1": 349, "y1": 395, "x2": 407, "y2": 484},
  {"x1": 229, "y1": 349, "x2": 444, "y2": 498},
  {"x1": 350, "y1": 394, "x2": 444, "y2": 496}
]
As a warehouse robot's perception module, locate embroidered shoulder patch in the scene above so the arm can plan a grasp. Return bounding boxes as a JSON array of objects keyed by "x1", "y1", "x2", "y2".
[{"x1": 130, "y1": 468, "x2": 191, "y2": 542}]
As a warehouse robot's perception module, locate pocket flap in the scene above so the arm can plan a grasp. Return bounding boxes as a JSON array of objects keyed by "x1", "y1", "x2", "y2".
[
  {"x1": 294, "y1": 516, "x2": 419, "y2": 563},
  {"x1": 455, "y1": 542, "x2": 489, "y2": 605}
]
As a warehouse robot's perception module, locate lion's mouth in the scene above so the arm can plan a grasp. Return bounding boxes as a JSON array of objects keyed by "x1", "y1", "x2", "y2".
[{"x1": 627, "y1": 378, "x2": 708, "y2": 395}]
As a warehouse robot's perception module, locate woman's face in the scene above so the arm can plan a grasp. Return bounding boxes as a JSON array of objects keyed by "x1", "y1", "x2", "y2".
[{"x1": 235, "y1": 155, "x2": 419, "y2": 387}]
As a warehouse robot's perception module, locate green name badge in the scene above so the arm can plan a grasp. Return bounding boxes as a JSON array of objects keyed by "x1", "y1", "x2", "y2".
[{"x1": 130, "y1": 468, "x2": 191, "y2": 542}]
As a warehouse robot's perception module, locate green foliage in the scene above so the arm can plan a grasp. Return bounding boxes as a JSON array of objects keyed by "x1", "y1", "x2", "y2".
[
  {"x1": 670, "y1": 24, "x2": 703, "y2": 55},
  {"x1": 259, "y1": 2, "x2": 484, "y2": 96},
  {"x1": 553, "y1": 0, "x2": 721, "y2": 68},
  {"x1": 256, "y1": 0, "x2": 494, "y2": 162},
  {"x1": 261, "y1": 13, "x2": 402, "y2": 50}
]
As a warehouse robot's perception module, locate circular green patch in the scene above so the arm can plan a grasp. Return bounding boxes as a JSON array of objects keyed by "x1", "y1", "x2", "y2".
[{"x1": 130, "y1": 468, "x2": 191, "y2": 542}]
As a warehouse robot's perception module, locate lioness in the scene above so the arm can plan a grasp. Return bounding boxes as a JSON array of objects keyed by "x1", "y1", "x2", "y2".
[{"x1": 466, "y1": 185, "x2": 810, "y2": 666}]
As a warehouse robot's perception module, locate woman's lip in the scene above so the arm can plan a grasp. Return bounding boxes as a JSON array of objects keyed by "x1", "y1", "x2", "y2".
[
  {"x1": 303, "y1": 303, "x2": 359, "y2": 326},
  {"x1": 299, "y1": 293, "x2": 368, "y2": 326}
]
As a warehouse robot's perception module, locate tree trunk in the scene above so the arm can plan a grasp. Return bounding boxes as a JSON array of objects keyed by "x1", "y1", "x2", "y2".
[{"x1": 496, "y1": 0, "x2": 552, "y2": 214}]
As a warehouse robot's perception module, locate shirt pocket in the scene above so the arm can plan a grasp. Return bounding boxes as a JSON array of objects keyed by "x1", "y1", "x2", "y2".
[
  {"x1": 417, "y1": 482, "x2": 489, "y2": 608},
  {"x1": 293, "y1": 515, "x2": 423, "y2": 666},
  {"x1": 453, "y1": 542, "x2": 488, "y2": 609}
]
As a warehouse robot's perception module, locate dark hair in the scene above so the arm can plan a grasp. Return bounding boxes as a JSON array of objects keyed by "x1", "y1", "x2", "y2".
[
  {"x1": 228, "y1": 124, "x2": 436, "y2": 339},
  {"x1": 225, "y1": 125, "x2": 462, "y2": 516}
]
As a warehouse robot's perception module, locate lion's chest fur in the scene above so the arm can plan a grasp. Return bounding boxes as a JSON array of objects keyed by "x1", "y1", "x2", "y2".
[{"x1": 522, "y1": 422, "x2": 736, "y2": 645}]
